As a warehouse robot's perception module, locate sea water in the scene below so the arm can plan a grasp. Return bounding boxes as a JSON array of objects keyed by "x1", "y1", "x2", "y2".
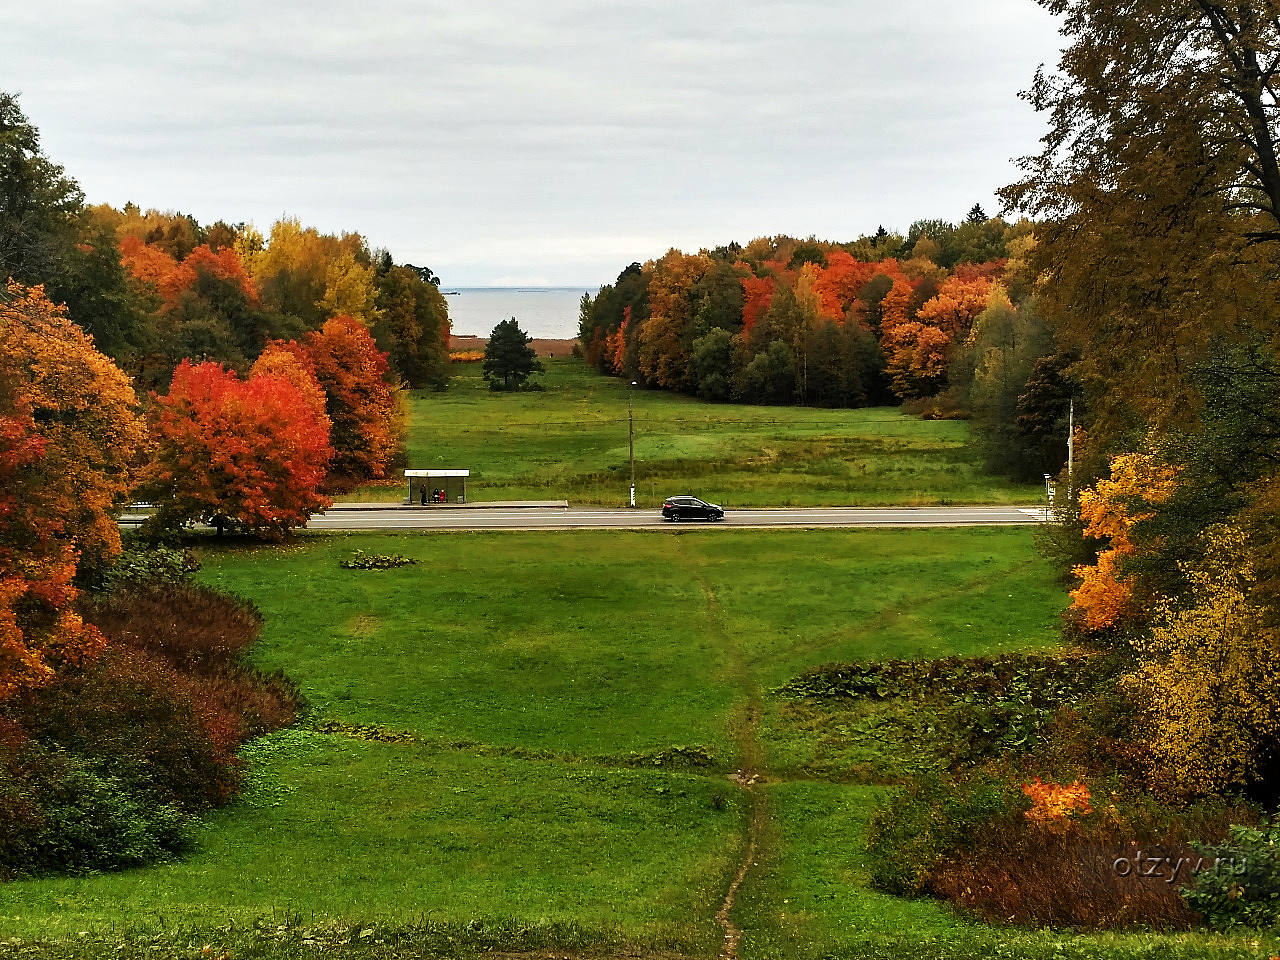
[{"x1": 443, "y1": 287, "x2": 596, "y2": 340}]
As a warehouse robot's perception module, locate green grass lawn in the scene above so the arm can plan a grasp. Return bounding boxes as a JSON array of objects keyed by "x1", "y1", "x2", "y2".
[
  {"x1": 5, "y1": 529, "x2": 1275, "y2": 959},
  {"x1": 357, "y1": 359, "x2": 1040, "y2": 507}
]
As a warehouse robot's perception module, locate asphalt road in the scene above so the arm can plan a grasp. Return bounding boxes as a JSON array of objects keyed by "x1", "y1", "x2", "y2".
[{"x1": 307, "y1": 505, "x2": 1045, "y2": 531}]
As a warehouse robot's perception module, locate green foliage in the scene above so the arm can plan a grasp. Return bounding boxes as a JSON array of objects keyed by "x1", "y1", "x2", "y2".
[
  {"x1": 483, "y1": 317, "x2": 543, "y2": 391},
  {"x1": 0, "y1": 745, "x2": 191, "y2": 878},
  {"x1": 958, "y1": 297, "x2": 1069, "y2": 481},
  {"x1": 804, "y1": 319, "x2": 884, "y2": 407},
  {"x1": 372, "y1": 264, "x2": 450, "y2": 389},
  {"x1": 1185, "y1": 821, "x2": 1280, "y2": 930},
  {"x1": 91, "y1": 543, "x2": 200, "y2": 592},
  {"x1": 689, "y1": 327, "x2": 734, "y2": 401},
  {"x1": 778, "y1": 652, "x2": 1104, "y2": 705},
  {"x1": 772, "y1": 652, "x2": 1111, "y2": 778},
  {"x1": 735, "y1": 339, "x2": 796, "y2": 403},
  {"x1": 339, "y1": 549, "x2": 417, "y2": 570},
  {"x1": 0, "y1": 92, "x2": 84, "y2": 291},
  {"x1": 866, "y1": 770, "x2": 1026, "y2": 895}
]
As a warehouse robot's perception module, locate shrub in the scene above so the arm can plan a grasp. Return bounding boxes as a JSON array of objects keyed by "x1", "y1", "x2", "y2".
[
  {"x1": 81, "y1": 582, "x2": 262, "y2": 671},
  {"x1": 0, "y1": 743, "x2": 190, "y2": 878},
  {"x1": 866, "y1": 770, "x2": 1026, "y2": 896},
  {"x1": 778, "y1": 651, "x2": 1117, "y2": 767},
  {"x1": 869, "y1": 761, "x2": 1253, "y2": 929},
  {"x1": 5, "y1": 646, "x2": 240, "y2": 809},
  {"x1": 2, "y1": 577, "x2": 298, "y2": 879},
  {"x1": 92, "y1": 543, "x2": 200, "y2": 592},
  {"x1": 1183, "y1": 820, "x2": 1280, "y2": 929},
  {"x1": 181, "y1": 667, "x2": 297, "y2": 745},
  {"x1": 927, "y1": 827, "x2": 1199, "y2": 929}
]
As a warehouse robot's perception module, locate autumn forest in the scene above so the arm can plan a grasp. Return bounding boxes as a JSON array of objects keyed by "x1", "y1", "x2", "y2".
[{"x1": 8, "y1": 0, "x2": 1280, "y2": 954}]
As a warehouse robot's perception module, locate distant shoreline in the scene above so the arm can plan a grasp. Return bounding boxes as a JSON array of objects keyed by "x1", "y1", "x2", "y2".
[
  {"x1": 450, "y1": 334, "x2": 579, "y2": 359},
  {"x1": 441, "y1": 286, "x2": 598, "y2": 294}
]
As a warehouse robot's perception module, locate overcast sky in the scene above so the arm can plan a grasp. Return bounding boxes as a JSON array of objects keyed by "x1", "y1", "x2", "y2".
[{"x1": 5, "y1": 1, "x2": 1064, "y2": 287}]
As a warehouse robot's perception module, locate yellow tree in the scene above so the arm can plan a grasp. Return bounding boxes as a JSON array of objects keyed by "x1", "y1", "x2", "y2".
[
  {"x1": 251, "y1": 218, "x2": 332, "y2": 326},
  {"x1": 638, "y1": 249, "x2": 711, "y2": 389},
  {"x1": 320, "y1": 253, "x2": 381, "y2": 325},
  {"x1": 1124, "y1": 526, "x2": 1280, "y2": 797}
]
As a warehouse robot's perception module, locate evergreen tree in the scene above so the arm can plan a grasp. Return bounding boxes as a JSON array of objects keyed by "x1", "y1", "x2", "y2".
[{"x1": 483, "y1": 317, "x2": 543, "y2": 392}]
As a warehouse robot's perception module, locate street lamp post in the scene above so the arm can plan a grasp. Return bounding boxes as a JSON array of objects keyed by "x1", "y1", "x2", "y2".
[{"x1": 628, "y1": 380, "x2": 637, "y2": 508}]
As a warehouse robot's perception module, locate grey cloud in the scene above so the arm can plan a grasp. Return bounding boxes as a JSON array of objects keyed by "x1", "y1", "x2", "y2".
[{"x1": 5, "y1": 0, "x2": 1063, "y2": 285}]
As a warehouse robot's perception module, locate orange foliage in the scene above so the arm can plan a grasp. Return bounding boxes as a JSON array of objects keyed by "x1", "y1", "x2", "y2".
[
  {"x1": 301, "y1": 315, "x2": 402, "y2": 481},
  {"x1": 815, "y1": 250, "x2": 879, "y2": 319},
  {"x1": 119, "y1": 234, "x2": 179, "y2": 296},
  {"x1": 883, "y1": 321, "x2": 953, "y2": 399},
  {"x1": 880, "y1": 277, "x2": 915, "y2": 332},
  {"x1": 916, "y1": 275, "x2": 994, "y2": 338},
  {"x1": 1071, "y1": 453, "x2": 1181, "y2": 631},
  {"x1": 0, "y1": 283, "x2": 145, "y2": 697},
  {"x1": 639, "y1": 250, "x2": 711, "y2": 388},
  {"x1": 952, "y1": 260, "x2": 1008, "y2": 282},
  {"x1": 119, "y1": 237, "x2": 258, "y2": 306},
  {"x1": 1022, "y1": 778, "x2": 1093, "y2": 824},
  {"x1": 251, "y1": 342, "x2": 329, "y2": 421},
  {"x1": 607, "y1": 310, "x2": 631, "y2": 374},
  {"x1": 143, "y1": 360, "x2": 333, "y2": 536},
  {"x1": 740, "y1": 273, "x2": 776, "y2": 336},
  {"x1": 172, "y1": 245, "x2": 259, "y2": 303}
]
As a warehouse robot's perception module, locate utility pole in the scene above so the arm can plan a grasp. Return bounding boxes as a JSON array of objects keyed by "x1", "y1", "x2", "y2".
[
  {"x1": 1067, "y1": 397, "x2": 1075, "y2": 500},
  {"x1": 628, "y1": 381, "x2": 637, "y2": 508}
]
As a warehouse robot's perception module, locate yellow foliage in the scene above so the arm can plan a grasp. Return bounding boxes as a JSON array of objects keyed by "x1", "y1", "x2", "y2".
[
  {"x1": 320, "y1": 253, "x2": 381, "y2": 325},
  {"x1": 1123, "y1": 526, "x2": 1280, "y2": 797}
]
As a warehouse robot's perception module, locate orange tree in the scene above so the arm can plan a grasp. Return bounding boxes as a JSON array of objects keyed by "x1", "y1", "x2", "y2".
[
  {"x1": 0, "y1": 282, "x2": 146, "y2": 697},
  {"x1": 1070, "y1": 451, "x2": 1180, "y2": 633},
  {"x1": 142, "y1": 359, "x2": 333, "y2": 536},
  {"x1": 298, "y1": 314, "x2": 403, "y2": 483}
]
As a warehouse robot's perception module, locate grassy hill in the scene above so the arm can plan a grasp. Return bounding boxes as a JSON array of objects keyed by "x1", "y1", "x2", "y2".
[
  {"x1": 357, "y1": 359, "x2": 1041, "y2": 507},
  {"x1": 8, "y1": 529, "x2": 1273, "y2": 958}
]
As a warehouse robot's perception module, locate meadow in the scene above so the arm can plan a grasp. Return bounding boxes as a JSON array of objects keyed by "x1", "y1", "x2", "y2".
[
  {"x1": 7, "y1": 528, "x2": 1277, "y2": 959},
  {"x1": 357, "y1": 359, "x2": 1041, "y2": 507}
]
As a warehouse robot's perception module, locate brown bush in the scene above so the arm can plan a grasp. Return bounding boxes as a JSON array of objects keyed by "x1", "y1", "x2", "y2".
[
  {"x1": 903, "y1": 390, "x2": 968, "y2": 420},
  {"x1": 179, "y1": 667, "x2": 297, "y2": 750},
  {"x1": 926, "y1": 824, "x2": 1228, "y2": 929},
  {"x1": 81, "y1": 583, "x2": 262, "y2": 671},
  {"x1": 5, "y1": 646, "x2": 240, "y2": 808}
]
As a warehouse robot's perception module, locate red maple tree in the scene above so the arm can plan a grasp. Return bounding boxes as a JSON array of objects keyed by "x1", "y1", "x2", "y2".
[{"x1": 143, "y1": 360, "x2": 333, "y2": 536}]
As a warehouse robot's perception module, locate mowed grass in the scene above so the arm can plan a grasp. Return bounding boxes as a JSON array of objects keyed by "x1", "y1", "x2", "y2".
[
  {"x1": 11, "y1": 732, "x2": 744, "y2": 949},
  {"x1": 6, "y1": 529, "x2": 1274, "y2": 958},
  {"x1": 357, "y1": 358, "x2": 1039, "y2": 507},
  {"x1": 201, "y1": 530, "x2": 1058, "y2": 760},
  {"x1": 1, "y1": 528, "x2": 1059, "y2": 949}
]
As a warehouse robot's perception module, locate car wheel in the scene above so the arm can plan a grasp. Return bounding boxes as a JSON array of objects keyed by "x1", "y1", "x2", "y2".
[{"x1": 671, "y1": 514, "x2": 679, "y2": 522}]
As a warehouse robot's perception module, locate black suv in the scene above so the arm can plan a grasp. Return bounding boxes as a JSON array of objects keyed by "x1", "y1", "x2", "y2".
[{"x1": 661, "y1": 496, "x2": 725, "y2": 522}]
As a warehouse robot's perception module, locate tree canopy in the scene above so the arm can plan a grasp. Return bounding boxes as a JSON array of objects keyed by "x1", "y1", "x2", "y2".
[{"x1": 483, "y1": 318, "x2": 543, "y2": 392}]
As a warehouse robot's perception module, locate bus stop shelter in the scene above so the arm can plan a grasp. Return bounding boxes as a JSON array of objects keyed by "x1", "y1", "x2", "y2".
[{"x1": 405, "y1": 469, "x2": 469, "y2": 505}]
